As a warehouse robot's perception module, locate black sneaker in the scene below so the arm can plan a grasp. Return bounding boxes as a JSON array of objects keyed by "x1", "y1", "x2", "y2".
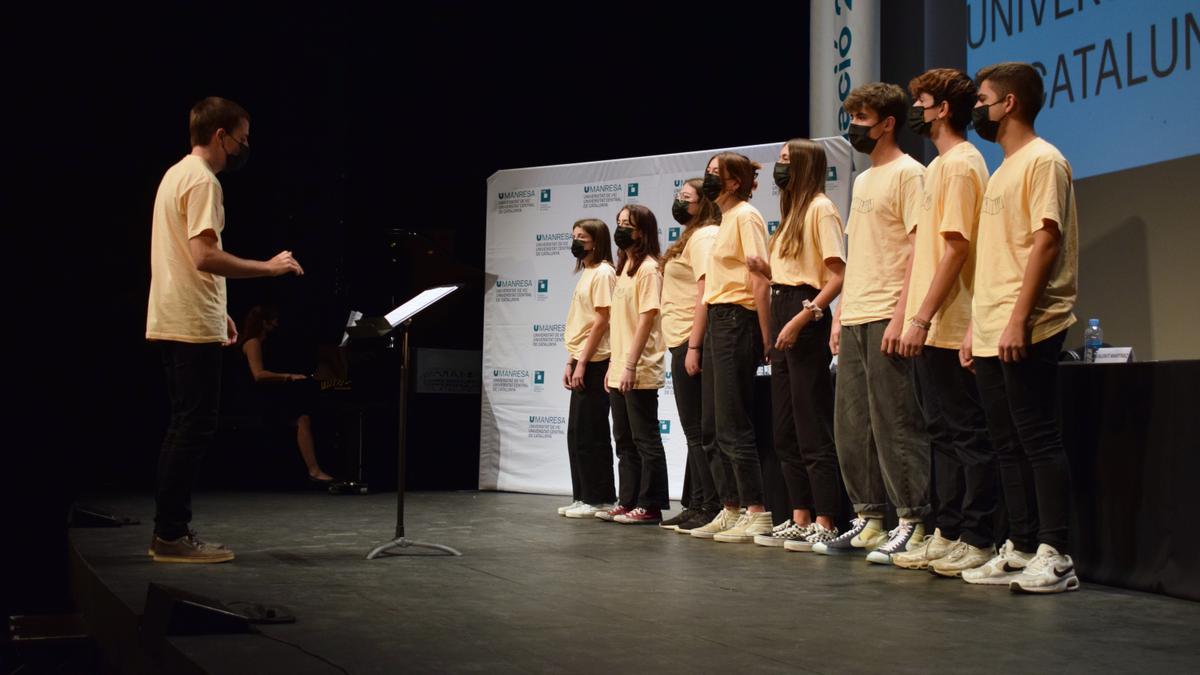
[
  {"x1": 660, "y1": 508, "x2": 700, "y2": 530},
  {"x1": 675, "y1": 509, "x2": 718, "y2": 534}
]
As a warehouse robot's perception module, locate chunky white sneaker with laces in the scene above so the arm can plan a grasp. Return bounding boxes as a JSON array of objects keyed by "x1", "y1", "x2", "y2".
[
  {"x1": 962, "y1": 539, "x2": 1036, "y2": 586},
  {"x1": 564, "y1": 503, "x2": 611, "y2": 519},
  {"x1": 558, "y1": 500, "x2": 584, "y2": 516},
  {"x1": 893, "y1": 528, "x2": 956, "y2": 570},
  {"x1": 1010, "y1": 544, "x2": 1081, "y2": 594},
  {"x1": 931, "y1": 541, "x2": 996, "y2": 578}
]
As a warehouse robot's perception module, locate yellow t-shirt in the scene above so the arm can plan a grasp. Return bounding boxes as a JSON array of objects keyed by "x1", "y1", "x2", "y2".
[
  {"x1": 145, "y1": 154, "x2": 228, "y2": 343},
  {"x1": 905, "y1": 142, "x2": 989, "y2": 349},
  {"x1": 840, "y1": 154, "x2": 925, "y2": 326},
  {"x1": 661, "y1": 225, "x2": 719, "y2": 348},
  {"x1": 972, "y1": 137, "x2": 1078, "y2": 357},
  {"x1": 607, "y1": 258, "x2": 665, "y2": 389},
  {"x1": 768, "y1": 194, "x2": 845, "y2": 289},
  {"x1": 564, "y1": 261, "x2": 616, "y2": 362},
  {"x1": 703, "y1": 200, "x2": 769, "y2": 309}
]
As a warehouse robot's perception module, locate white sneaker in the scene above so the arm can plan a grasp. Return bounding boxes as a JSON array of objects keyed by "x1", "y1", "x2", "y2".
[
  {"x1": 564, "y1": 503, "x2": 611, "y2": 519},
  {"x1": 892, "y1": 528, "x2": 956, "y2": 570},
  {"x1": 930, "y1": 541, "x2": 996, "y2": 578},
  {"x1": 714, "y1": 511, "x2": 774, "y2": 543},
  {"x1": 689, "y1": 508, "x2": 742, "y2": 539},
  {"x1": 962, "y1": 539, "x2": 1036, "y2": 586},
  {"x1": 558, "y1": 500, "x2": 584, "y2": 516},
  {"x1": 1010, "y1": 544, "x2": 1081, "y2": 594}
]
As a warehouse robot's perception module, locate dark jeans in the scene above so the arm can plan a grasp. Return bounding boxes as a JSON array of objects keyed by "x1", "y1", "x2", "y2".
[
  {"x1": 670, "y1": 342, "x2": 719, "y2": 511},
  {"x1": 567, "y1": 359, "x2": 616, "y2": 505},
  {"x1": 914, "y1": 347, "x2": 997, "y2": 548},
  {"x1": 975, "y1": 330, "x2": 1071, "y2": 553},
  {"x1": 769, "y1": 285, "x2": 841, "y2": 516},
  {"x1": 155, "y1": 341, "x2": 222, "y2": 540},
  {"x1": 704, "y1": 303, "x2": 765, "y2": 506},
  {"x1": 834, "y1": 321, "x2": 931, "y2": 518},
  {"x1": 610, "y1": 388, "x2": 669, "y2": 510}
]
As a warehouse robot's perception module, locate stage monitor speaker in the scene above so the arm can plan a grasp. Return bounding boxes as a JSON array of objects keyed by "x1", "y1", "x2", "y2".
[{"x1": 141, "y1": 582, "x2": 256, "y2": 653}]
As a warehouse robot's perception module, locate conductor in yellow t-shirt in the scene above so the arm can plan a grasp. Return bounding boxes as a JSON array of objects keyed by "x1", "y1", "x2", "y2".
[{"x1": 144, "y1": 97, "x2": 304, "y2": 564}]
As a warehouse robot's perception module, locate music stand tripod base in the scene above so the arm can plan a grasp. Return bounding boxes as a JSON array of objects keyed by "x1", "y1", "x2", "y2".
[{"x1": 366, "y1": 537, "x2": 462, "y2": 559}]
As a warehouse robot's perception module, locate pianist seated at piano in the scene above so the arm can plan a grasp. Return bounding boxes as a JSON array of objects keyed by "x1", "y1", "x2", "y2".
[{"x1": 239, "y1": 305, "x2": 336, "y2": 484}]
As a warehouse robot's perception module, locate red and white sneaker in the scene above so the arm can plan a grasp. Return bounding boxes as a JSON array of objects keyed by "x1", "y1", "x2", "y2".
[
  {"x1": 595, "y1": 504, "x2": 632, "y2": 522},
  {"x1": 615, "y1": 507, "x2": 662, "y2": 524}
]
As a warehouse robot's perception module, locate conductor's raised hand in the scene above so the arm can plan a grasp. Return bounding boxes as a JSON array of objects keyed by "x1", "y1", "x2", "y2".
[{"x1": 268, "y1": 250, "x2": 304, "y2": 277}]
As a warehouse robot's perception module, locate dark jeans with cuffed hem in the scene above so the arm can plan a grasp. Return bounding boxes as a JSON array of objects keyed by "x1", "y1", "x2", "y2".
[
  {"x1": 155, "y1": 341, "x2": 222, "y2": 540},
  {"x1": 914, "y1": 346, "x2": 997, "y2": 548},
  {"x1": 704, "y1": 303, "x2": 765, "y2": 507},
  {"x1": 974, "y1": 330, "x2": 1071, "y2": 554},
  {"x1": 769, "y1": 284, "x2": 840, "y2": 517},
  {"x1": 610, "y1": 388, "x2": 669, "y2": 510},
  {"x1": 567, "y1": 359, "x2": 616, "y2": 505},
  {"x1": 670, "y1": 342, "x2": 719, "y2": 512},
  {"x1": 833, "y1": 320, "x2": 931, "y2": 519}
]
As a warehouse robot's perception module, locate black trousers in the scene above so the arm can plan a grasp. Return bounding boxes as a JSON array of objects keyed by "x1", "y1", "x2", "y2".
[
  {"x1": 566, "y1": 359, "x2": 616, "y2": 505},
  {"x1": 975, "y1": 330, "x2": 1071, "y2": 553},
  {"x1": 913, "y1": 346, "x2": 997, "y2": 548},
  {"x1": 155, "y1": 341, "x2": 222, "y2": 540},
  {"x1": 703, "y1": 303, "x2": 764, "y2": 507},
  {"x1": 768, "y1": 284, "x2": 840, "y2": 516},
  {"x1": 670, "y1": 342, "x2": 719, "y2": 511},
  {"x1": 610, "y1": 388, "x2": 669, "y2": 509}
]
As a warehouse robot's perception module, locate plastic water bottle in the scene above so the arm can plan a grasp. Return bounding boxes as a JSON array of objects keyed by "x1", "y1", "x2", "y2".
[{"x1": 1083, "y1": 319, "x2": 1103, "y2": 363}]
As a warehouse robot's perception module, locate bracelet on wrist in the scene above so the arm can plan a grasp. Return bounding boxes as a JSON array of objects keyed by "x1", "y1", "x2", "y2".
[{"x1": 909, "y1": 317, "x2": 932, "y2": 331}]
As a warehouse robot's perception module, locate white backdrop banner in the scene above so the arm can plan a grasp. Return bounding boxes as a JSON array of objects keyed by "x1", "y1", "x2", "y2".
[
  {"x1": 810, "y1": 0, "x2": 881, "y2": 170},
  {"x1": 479, "y1": 138, "x2": 853, "y2": 498}
]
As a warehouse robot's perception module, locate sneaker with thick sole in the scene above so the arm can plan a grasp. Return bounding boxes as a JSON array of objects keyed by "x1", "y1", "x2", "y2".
[
  {"x1": 675, "y1": 509, "x2": 717, "y2": 534},
  {"x1": 930, "y1": 541, "x2": 996, "y2": 578},
  {"x1": 660, "y1": 508, "x2": 700, "y2": 530},
  {"x1": 151, "y1": 532, "x2": 235, "y2": 564},
  {"x1": 785, "y1": 522, "x2": 838, "y2": 552},
  {"x1": 565, "y1": 503, "x2": 612, "y2": 519},
  {"x1": 595, "y1": 504, "x2": 632, "y2": 522},
  {"x1": 813, "y1": 517, "x2": 885, "y2": 555},
  {"x1": 1009, "y1": 544, "x2": 1081, "y2": 594},
  {"x1": 755, "y1": 520, "x2": 811, "y2": 547},
  {"x1": 714, "y1": 511, "x2": 774, "y2": 543},
  {"x1": 558, "y1": 500, "x2": 584, "y2": 516},
  {"x1": 689, "y1": 508, "x2": 743, "y2": 539},
  {"x1": 866, "y1": 521, "x2": 925, "y2": 565},
  {"x1": 615, "y1": 507, "x2": 662, "y2": 524},
  {"x1": 892, "y1": 528, "x2": 955, "y2": 570},
  {"x1": 149, "y1": 530, "x2": 227, "y2": 557},
  {"x1": 962, "y1": 539, "x2": 1036, "y2": 586}
]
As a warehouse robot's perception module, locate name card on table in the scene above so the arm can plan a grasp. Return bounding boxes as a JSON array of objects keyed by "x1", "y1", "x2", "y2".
[{"x1": 1095, "y1": 347, "x2": 1135, "y2": 364}]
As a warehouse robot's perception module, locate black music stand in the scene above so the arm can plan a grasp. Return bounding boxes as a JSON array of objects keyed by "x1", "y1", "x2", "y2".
[{"x1": 348, "y1": 285, "x2": 463, "y2": 558}]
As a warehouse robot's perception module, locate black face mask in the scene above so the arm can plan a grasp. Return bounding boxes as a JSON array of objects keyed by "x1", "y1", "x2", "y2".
[
  {"x1": 222, "y1": 132, "x2": 250, "y2": 172},
  {"x1": 907, "y1": 105, "x2": 934, "y2": 137},
  {"x1": 701, "y1": 172, "x2": 723, "y2": 201},
  {"x1": 847, "y1": 121, "x2": 882, "y2": 154},
  {"x1": 671, "y1": 199, "x2": 692, "y2": 225},
  {"x1": 773, "y1": 162, "x2": 790, "y2": 189},
  {"x1": 570, "y1": 239, "x2": 589, "y2": 260},
  {"x1": 613, "y1": 226, "x2": 636, "y2": 250},
  {"x1": 971, "y1": 100, "x2": 1006, "y2": 143}
]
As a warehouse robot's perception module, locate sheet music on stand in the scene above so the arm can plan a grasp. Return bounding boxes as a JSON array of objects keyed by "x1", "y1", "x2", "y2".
[{"x1": 347, "y1": 285, "x2": 459, "y2": 340}]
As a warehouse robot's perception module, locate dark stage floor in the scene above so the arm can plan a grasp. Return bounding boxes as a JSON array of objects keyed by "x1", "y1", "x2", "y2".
[{"x1": 70, "y1": 491, "x2": 1200, "y2": 674}]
